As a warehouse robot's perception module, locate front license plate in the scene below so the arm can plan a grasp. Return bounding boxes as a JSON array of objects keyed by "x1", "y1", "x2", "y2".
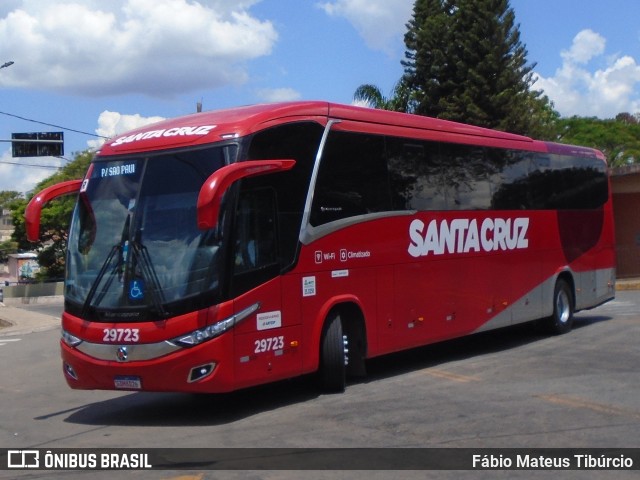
[{"x1": 114, "y1": 376, "x2": 142, "y2": 390}]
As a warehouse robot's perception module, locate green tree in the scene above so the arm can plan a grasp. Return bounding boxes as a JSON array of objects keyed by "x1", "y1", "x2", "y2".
[
  {"x1": 402, "y1": 0, "x2": 551, "y2": 136},
  {"x1": 0, "y1": 191, "x2": 22, "y2": 206},
  {"x1": 11, "y1": 150, "x2": 92, "y2": 280},
  {"x1": 401, "y1": 0, "x2": 454, "y2": 117},
  {"x1": 554, "y1": 116, "x2": 640, "y2": 167},
  {"x1": 354, "y1": 0, "x2": 557, "y2": 137},
  {"x1": 353, "y1": 81, "x2": 412, "y2": 112},
  {"x1": 615, "y1": 112, "x2": 639, "y2": 125},
  {"x1": 0, "y1": 191, "x2": 22, "y2": 262},
  {"x1": 524, "y1": 94, "x2": 561, "y2": 141}
]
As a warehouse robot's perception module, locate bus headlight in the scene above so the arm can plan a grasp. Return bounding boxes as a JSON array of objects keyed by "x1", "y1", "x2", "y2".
[
  {"x1": 62, "y1": 330, "x2": 83, "y2": 347},
  {"x1": 170, "y1": 302, "x2": 260, "y2": 347}
]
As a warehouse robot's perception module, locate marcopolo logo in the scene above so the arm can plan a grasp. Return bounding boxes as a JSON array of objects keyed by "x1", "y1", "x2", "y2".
[{"x1": 408, "y1": 217, "x2": 529, "y2": 258}]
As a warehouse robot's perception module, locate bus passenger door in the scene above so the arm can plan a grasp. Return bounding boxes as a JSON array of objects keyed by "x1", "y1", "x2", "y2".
[{"x1": 230, "y1": 188, "x2": 303, "y2": 388}]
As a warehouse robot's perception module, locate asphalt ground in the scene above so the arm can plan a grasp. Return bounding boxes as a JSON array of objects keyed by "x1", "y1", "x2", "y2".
[
  {"x1": 1, "y1": 287, "x2": 639, "y2": 479},
  {"x1": 0, "y1": 299, "x2": 62, "y2": 336}
]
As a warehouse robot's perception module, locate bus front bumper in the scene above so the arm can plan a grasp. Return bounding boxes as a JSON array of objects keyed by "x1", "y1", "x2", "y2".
[{"x1": 60, "y1": 333, "x2": 236, "y2": 393}]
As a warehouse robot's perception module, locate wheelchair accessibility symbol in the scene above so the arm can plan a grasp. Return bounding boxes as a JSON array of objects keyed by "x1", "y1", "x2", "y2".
[{"x1": 129, "y1": 279, "x2": 145, "y2": 300}]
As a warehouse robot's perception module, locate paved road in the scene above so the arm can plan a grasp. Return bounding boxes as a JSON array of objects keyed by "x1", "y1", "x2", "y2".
[
  {"x1": 7, "y1": 301, "x2": 63, "y2": 319},
  {"x1": 1, "y1": 293, "x2": 639, "y2": 479}
]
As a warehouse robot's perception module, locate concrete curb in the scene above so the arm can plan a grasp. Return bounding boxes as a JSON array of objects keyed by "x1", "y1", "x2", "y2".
[
  {"x1": 616, "y1": 279, "x2": 640, "y2": 290},
  {"x1": 0, "y1": 303, "x2": 61, "y2": 337}
]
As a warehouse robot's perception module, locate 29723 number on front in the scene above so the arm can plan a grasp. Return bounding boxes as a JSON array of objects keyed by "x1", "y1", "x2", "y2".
[
  {"x1": 103, "y1": 328, "x2": 140, "y2": 343},
  {"x1": 254, "y1": 336, "x2": 284, "y2": 353}
]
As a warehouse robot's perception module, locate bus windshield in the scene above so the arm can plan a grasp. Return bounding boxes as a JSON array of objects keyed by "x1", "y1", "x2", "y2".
[{"x1": 65, "y1": 144, "x2": 237, "y2": 321}]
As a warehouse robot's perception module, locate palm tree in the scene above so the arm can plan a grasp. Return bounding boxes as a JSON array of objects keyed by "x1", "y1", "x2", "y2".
[
  {"x1": 353, "y1": 81, "x2": 413, "y2": 113},
  {"x1": 353, "y1": 84, "x2": 387, "y2": 109}
]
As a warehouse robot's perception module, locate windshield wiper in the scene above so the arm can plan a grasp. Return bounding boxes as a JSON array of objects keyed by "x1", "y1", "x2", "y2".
[
  {"x1": 130, "y1": 236, "x2": 169, "y2": 319},
  {"x1": 81, "y1": 214, "x2": 130, "y2": 317},
  {"x1": 81, "y1": 244, "x2": 122, "y2": 317}
]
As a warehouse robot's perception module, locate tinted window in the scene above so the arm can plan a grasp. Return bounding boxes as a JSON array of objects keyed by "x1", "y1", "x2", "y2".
[
  {"x1": 311, "y1": 131, "x2": 390, "y2": 226},
  {"x1": 387, "y1": 140, "x2": 492, "y2": 211},
  {"x1": 440, "y1": 143, "x2": 492, "y2": 210},
  {"x1": 489, "y1": 148, "x2": 535, "y2": 210},
  {"x1": 231, "y1": 188, "x2": 280, "y2": 296},
  {"x1": 246, "y1": 122, "x2": 324, "y2": 267},
  {"x1": 309, "y1": 130, "x2": 608, "y2": 222},
  {"x1": 387, "y1": 138, "x2": 446, "y2": 211},
  {"x1": 530, "y1": 154, "x2": 608, "y2": 209}
]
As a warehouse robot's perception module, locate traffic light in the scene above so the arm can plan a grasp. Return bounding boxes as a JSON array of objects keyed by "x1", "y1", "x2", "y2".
[{"x1": 11, "y1": 132, "x2": 64, "y2": 157}]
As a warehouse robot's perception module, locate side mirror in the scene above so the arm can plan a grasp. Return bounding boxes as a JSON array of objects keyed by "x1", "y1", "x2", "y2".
[
  {"x1": 197, "y1": 159, "x2": 296, "y2": 230},
  {"x1": 25, "y1": 179, "x2": 83, "y2": 241}
]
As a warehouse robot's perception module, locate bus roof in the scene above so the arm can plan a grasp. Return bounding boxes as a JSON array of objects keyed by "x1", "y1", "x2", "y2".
[
  {"x1": 97, "y1": 101, "x2": 604, "y2": 160},
  {"x1": 544, "y1": 140, "x2": 606, "y2": 161}
]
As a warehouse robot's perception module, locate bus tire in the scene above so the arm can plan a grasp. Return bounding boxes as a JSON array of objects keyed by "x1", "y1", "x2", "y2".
[
  {"x1": 320, "y1": 312, "x2": 347, "y2": 393},
  {"x1": 546, "y1": 278, "x2": 574, "y2": 335}
]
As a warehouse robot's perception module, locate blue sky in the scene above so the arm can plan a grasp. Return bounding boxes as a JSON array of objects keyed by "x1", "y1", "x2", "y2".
[{"x1": 1, "y1": 0, "x2": 640, "y2": 193}]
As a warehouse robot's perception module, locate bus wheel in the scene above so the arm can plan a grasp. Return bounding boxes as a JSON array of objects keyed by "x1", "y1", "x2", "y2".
[
  {"x1": 320, "y1": 312, "x2": 348, "y2": 393},
  {"x1": 546, "y1": 279, "x2": 574, "y2": 335}
]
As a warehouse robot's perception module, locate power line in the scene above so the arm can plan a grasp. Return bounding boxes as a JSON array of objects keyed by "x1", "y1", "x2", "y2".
[
  {"x1": 0, "y1": 110, "x2": 108, "y2": 139},
  {"x1": 0, "y1": 160, "x2": 61, "y2": 170}
]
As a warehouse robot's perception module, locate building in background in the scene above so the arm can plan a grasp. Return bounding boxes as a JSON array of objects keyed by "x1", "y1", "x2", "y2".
[
  {"x1": 1, "y1": 208, "x2": 14, "y2": 280},
  {"x1": 611, "y1": 165, "x2": 640, "y2": 278},
  {"x1": 0, "y1": 208, "x2": 12, "y2": 242},
  {"x1": 6, "y1": 253, "x2": 39, "y2": 283}
]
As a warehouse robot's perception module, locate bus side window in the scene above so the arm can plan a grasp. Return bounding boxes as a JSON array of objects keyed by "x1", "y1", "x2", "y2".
[
  {"x1": 386, "y1": 138, "x2": 447, "y2": 211},
  {"x1": 246, "y1": 122, "x2": 324, "y2": 269},
  {"x1": 489, "y1": 149, "x2": 535, "y2": 210},
  {"x1": 440, "y1": 143, "x2": 491, "y2": 210},
  {"x1": 231, "y1": 188, "x2": 279, "y2": 295},
  {"x1": 530, "y1": 154, "x2": 608, "y2": 210},
  {"x1": 311, "y1": 131, "x2": 390, "y2": 226}
]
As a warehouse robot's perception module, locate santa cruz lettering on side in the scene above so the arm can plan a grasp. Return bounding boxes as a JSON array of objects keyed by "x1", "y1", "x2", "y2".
[{"x1": 408, "y1": 217, "x2": 529, "y2": 257}]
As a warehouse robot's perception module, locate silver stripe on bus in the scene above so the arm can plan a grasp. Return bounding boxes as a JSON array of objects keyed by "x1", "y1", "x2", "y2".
[{"x1": 76, "y1": 340, "x2": 181, "y2": 362}]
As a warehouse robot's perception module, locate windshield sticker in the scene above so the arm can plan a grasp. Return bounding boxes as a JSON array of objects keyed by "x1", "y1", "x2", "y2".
[
  {"x1": 110, "y1": 125, "x2": 217, "y2": 147},
  {"x1": 257, "y1": 311, "x2": 282, "y2": 331},
  {"x1": 332, "y1": 270, "x2": 349, "y2": 278},
  {"x1": 128, "y1": 279, "x2": 145, "y2": 300},
  {"x1": 302, "y1": 276, "x2": 316, "y2": 297},
  {"x1": 101, "y1": 163, "x2": 136, "y2": 178}
]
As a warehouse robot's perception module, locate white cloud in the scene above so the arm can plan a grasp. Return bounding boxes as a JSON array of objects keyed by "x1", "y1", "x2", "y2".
[
  {"x1": 317, "y1": 0, "x2": 413, "y2": 54},
  {"x1": 560, "y1": 29, "x2": 606, "y2": 64},
  {"x1": 88, "y1": 111, "x2": 166, "y2": 149},
  {"x1": 255, "y1": 88, "x2": 302, "y2": 103},
  {"x1": 0, "y1": 0, "x2": 277, "y2": 96},
  {"x1": 0, "y1": 148, "x2": 65, "y2": 194},
  {"x1": 535, "y1": 29, "x2": 640, "y2": 117}
]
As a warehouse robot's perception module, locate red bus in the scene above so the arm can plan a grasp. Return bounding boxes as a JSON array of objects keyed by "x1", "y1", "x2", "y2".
[{"x1": 26, "y1": 101, "x2": 615, "y2": 393}]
